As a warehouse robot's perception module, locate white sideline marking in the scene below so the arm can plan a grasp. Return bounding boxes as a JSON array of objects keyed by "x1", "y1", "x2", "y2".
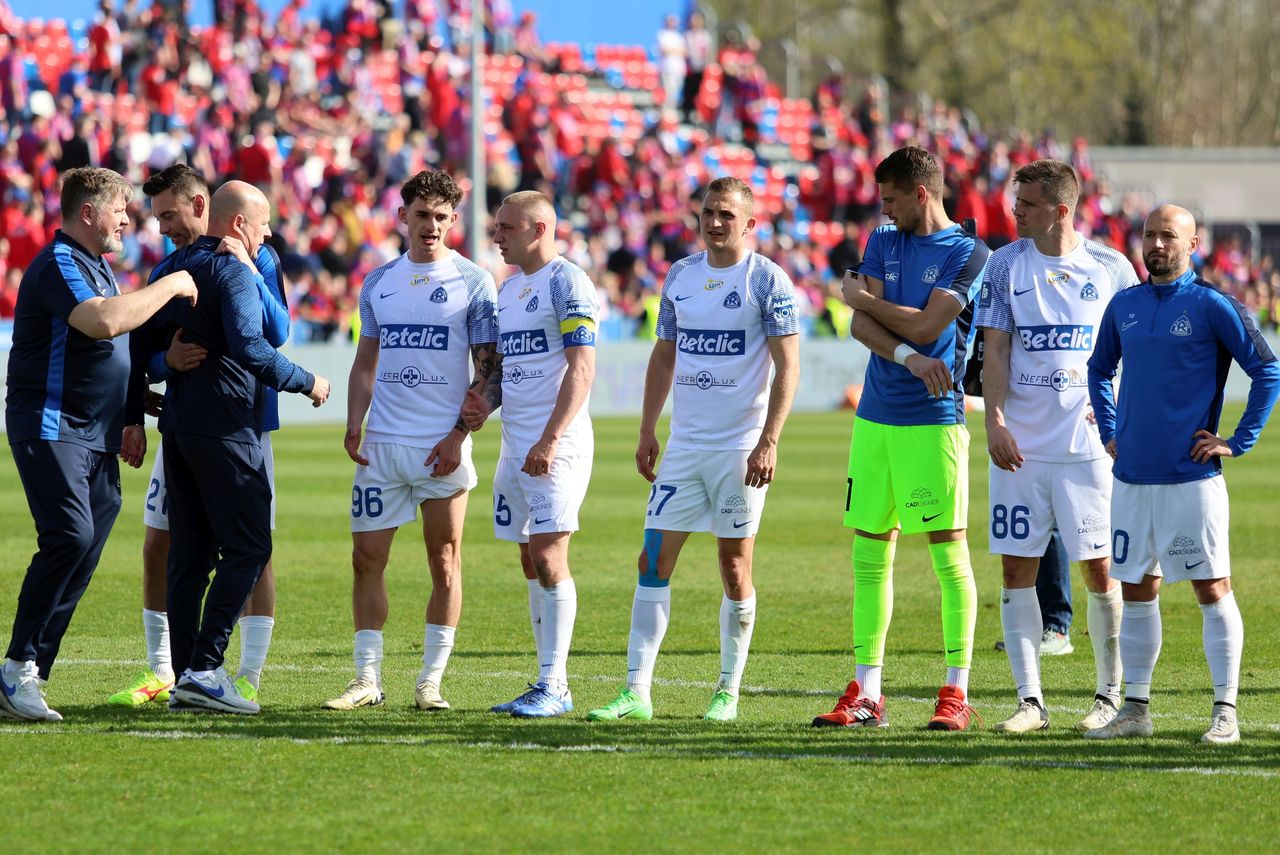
[
  {"x1": 57, "y1": 659, "x2": 1279, "y2": 728},
  {"x1": 4, "y1": 728, "x2": 1275, "y2": 778}
]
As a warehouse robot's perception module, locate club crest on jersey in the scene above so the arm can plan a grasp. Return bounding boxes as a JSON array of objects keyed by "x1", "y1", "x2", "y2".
[
  {"x1": 922, "y1": 265, "x2": 940, "y2": 285},
  {"x1": 1170, "y1": 314, "x2": 1193, "y2": 337},
  {"x1": 411, "y1": 274, "x2": 430, "y2": 288},
  {"x1": 723, "y1": 290, "x2": 741, "y2": 309},
  {"x1": 430, "y1": 287, "x2": 448, "y2": 303},
  {"x1": 705, "y1": 278, "x2": 725, "y2": 291},
  {"x1": 526, "y1": 295, "x2": 539, "y2": 312},
  {"x1": 1080, "y1": 282, "x2": 1098, "y2": 301},
  {"x1": 1047, "y1": 272, "x2": 1070, "y2": 286}
]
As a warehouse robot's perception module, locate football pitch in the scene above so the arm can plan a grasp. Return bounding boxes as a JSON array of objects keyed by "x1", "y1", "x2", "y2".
[{"x1": 2, "y1": 408, "x2": 1279, "y2": 852}]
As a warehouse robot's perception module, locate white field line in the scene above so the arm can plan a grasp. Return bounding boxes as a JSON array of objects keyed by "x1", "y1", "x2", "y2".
[
  {"x1": 2, "y1": 727, "x2": 1275, "y2": 779},
  {"x1": 53, "y1": 659, "x2": 1280, "y2": 727}
]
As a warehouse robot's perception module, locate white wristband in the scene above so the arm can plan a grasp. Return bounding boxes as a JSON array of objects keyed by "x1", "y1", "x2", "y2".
[{"x1": 893, "y1": 343, "x2": 918, "y2": 365}]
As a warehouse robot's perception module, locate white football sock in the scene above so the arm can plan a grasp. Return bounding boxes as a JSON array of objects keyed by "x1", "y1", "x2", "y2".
[
  {"x1": 718, "y1": 591, "x2": 756, "y2": 697},
  {"x1": 235, "y1": 615, "x2": 274, "y2": 690},
  {"x1": 1087, "y1": 585, "x2": 1123, "y2": 703},
  {"x1": 353, "y1": 629, "x2": 384, "y2": 685},
  {"x1": 540, "y1": 578, "x2": 577, "y2": 692},
  {"x1": 418, "y1": 623, "x2": 456, "y2": 686},
  {"x1": 1120, "y1": 598, "x2": 1161, "y2": 701},
  {"x1": 1200, "y1": 591, "x2": 1242, "y2": 706},
  {"x1": 527, "y1": 578, "x2": 544, "y2": 672},
  {"x1": 626, "y1": 585, "x2": 670, "y2": 703},
  {"x1": 946, "y1": 666, "x2": 970, "y2": 694},
  {"x1": 1001, "y1": 586, "x2": 1042, "y2": 702},
  {"x1": 855, "y1": 665, "x2": 883, "y2": 700},
  {"x1": 142, "y1": 608, "x2": 173, "y2": 682}
]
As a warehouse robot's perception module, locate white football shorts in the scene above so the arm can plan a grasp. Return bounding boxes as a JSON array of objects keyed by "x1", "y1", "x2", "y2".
[
  {"x1": 1108, "y1": 476, "x2": 1230, "y2": 584},
  {"x1": 145, "y1": 433, "x2": 277, "y2": 531},
  {"x1": 351, "y1": 439, "x2": 477, "y2": 533},
  {"x1": 492, "y1": 453, "x2": 592, "y2": 542},
  {"x1": 987, "y1": 457, "x2": 1112, "y2": 560},
  {"x1": 643, "y1": 446, "x2": 768, "y2": 538}
]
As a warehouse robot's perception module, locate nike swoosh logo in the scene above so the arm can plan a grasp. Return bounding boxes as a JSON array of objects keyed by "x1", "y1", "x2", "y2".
[
  {"x1": 673, "y1": 295, "x2": 692, "y2": 301},
  {"x1": 1013, "y1": 287, "x2": 1034, "y2": 296},
  {"x1": 732, "y1": 520, "x2": 750, "y2": 528},
  {"x1": 1092, "y1": 542, "x2": 1106, "y2": 550},
  {"x1": 947, "y1": 647, "x2": 963, "y2": 654},
  {"x1": 1185, "y1": 560, "x2": 1205, "y2": 570},
  {"x1": 380, "y1": 291, "x2": 397, "y2": 299},
  {"x1": 0, "y1": 675, "x2": 15, "y2": 697},
  {"x1": 534, "y1": 517, "x2": 553, "y2": 525},
  {"x1": 922, "y1": 513, "x2": 942, "y2": 523},
  {"x1": 1121, "y1": 321, "x2": 1138, "y2": 330},
  {"x1": 186, "y1": 680, "x2": 225, "y2": 699}
]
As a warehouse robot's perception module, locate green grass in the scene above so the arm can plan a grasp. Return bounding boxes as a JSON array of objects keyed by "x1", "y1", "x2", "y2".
[{"x1": 3, "y1": 408, "x2": 1280, "y2": 853}]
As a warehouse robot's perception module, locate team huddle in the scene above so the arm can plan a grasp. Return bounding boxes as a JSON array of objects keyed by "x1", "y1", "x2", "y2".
[{"x1": 2, "y1": 147, "x2": 1276, "y2": 746}]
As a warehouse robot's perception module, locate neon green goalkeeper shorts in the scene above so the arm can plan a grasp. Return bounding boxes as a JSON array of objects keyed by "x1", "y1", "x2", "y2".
[{"x1": 844, "y1": 416, "x2": 969, "y2": 536}]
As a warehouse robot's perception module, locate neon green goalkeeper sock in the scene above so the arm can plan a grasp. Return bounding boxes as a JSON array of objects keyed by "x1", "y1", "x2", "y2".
[
  {"x1": 929, "y1": 539, "x2": 976, "y2": 669},
  {"x1": 852, "y1": 536, "x2": 896, "y2": 666}
]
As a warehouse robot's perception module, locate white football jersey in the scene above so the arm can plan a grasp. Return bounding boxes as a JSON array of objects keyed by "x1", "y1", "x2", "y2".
[
  {"x1": 976, "y1": 238, "x2": 1139, "y2": 462},
  {"x1": 496, "y1": 257, "x2": 599, "y2": 458},
  {"x1": 657, "y1": 251, "x2": 799, "y2": 450},
  {"x1": 359, "y1": 252, "x2": 498, "y2": 447}
]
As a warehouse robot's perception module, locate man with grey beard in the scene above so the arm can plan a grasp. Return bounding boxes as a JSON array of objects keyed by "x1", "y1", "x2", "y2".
[{"x1": 1, "y1": 167, "x2": 196, "y2": 722}]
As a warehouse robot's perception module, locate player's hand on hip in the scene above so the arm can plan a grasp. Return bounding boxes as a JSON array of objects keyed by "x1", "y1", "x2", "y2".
[
  {"x1": 215, "y1": 236, "x2": 254, "y2": 269},
  {"x1": 165, "y1": 327, "x2": 208, "y2": 372},
  {"x1": 987, "y1": 424, "x2": 1024, "y2": 472},
  {"x1": 636, "y1": 431, "x2": 660, "y2": 483},
  {"x1": 308, "y1": 375, "x2": 331, "y2": 407},
  {"x1": 745, "y1": 439, "x2": 777, "y2": 488},
  {"x1": 425, "y1": 430, "x2": 464, "y2": 477},
  {"x1": 344, "y1": 424, "x2": 369, "y2": 466},
  {"x1": 1105, "y1": 438, "x2": 1118, "y2": 460},
  {"x1": 1190, "y1": 429, "x2": 1233, "y2": 464},
  {"x1": 120, "y1": 425, "x2": 147, "y2": 469},
  {"x1": 160, "y1": 270, "x2": 198, "y2": 305},
  {"x1": 521, "y1": 437, "x2": 558, "y2": 477},
  {"x1": 905, "y1": 353, "x2": 952, "y2": 398},
  {"x1": 460, "y1": 388, "x2": 490, "y2": 431}
]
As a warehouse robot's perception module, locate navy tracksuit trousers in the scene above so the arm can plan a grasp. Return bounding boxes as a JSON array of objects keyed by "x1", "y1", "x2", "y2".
[
  {"x1": 163, "y1": 432, "x2": 271, "y2": 675},
  {"x1": 7, "y1": 440, "x2": 122, "y2": 680}
]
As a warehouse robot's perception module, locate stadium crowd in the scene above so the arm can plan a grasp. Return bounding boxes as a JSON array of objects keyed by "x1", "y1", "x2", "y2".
[{"x1": 0, "y1": 0, "x2": 1275, "y2": 339}]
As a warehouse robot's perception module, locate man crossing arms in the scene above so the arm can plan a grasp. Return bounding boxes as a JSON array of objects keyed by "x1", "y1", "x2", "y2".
[
  {"x1": 324, "y1": 171, "x2": 498, "y2": 712},
  {"x1": 977, "y1": 160, "x2": 1138, "y2": 733},
  {"x1": 1085, "y1": 205, "x2": 1279, "y2": 744},
  {"x1": 587, "y1": 177, "x2": 800, "y2": 723},
  {"x1": 813, "y1": 146, "x2": 990, "y2": 731}
]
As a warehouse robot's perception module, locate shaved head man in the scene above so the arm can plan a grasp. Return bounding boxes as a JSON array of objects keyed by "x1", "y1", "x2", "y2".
[
  {"x1": 110, "y1": 166, "x2": 292, "y2": 709},
  {"x1": 125, "y1": 180, "x2": 329, "y2": 714},
  {"x1": 1086, "y1": 204, "x2": 1280, "y2": 745},
  {"x1": 463, "y1": 189, "x2": 600, "y2": 718}
]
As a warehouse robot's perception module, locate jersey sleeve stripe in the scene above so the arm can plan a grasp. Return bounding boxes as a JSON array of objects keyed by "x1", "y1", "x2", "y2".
[
  {"x1": 459, "y1": 263, "x2": 499, "y2": 345},
  {"x1": 549, "y1": 261, "x2": 599, "y2": 321},
  {"x1": 358, "y1": 258, "x2": 396, "y2": 337},
  {"x1": 974, "y1": 240, "x2": 1023, "y2": 333},
  {"x1": 747, "y1": 255, "x2": 800, "y2": 336},
  {"x1": 53, "y1": 243, "x2": 98, "y2": 303}
]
